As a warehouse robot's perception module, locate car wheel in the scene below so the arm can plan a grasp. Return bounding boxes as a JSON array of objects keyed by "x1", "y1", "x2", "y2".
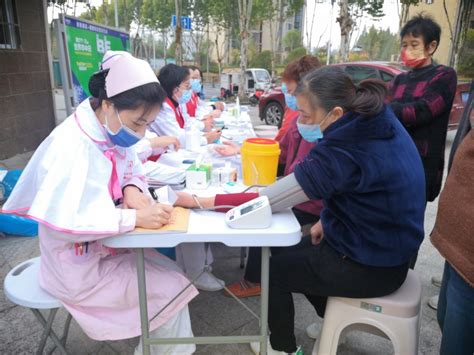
[{"x1": 264, "y1": 101, "x2": 283, "y2": 127}]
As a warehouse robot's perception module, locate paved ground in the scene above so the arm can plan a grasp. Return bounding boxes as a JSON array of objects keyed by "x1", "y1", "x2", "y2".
[{"x1": 0, "y1": 91, "x2": 452, "y2": 354}]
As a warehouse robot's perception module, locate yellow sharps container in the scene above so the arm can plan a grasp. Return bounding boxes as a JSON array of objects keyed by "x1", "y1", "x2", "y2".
[{"x1": 241, "y1": 138, "x2": 281, "y2": 186}]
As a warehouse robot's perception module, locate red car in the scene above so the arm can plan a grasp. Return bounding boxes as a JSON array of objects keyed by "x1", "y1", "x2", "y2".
[{"x1": 259, "y1": 61, "x2": 469, "y2": 130}]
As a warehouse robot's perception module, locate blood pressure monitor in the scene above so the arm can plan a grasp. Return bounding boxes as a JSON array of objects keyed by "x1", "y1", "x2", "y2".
[{"x1": 225, "y1": 196, "x2": 272, "y2": 229}]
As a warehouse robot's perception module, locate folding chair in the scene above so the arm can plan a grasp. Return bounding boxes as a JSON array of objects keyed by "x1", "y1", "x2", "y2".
[{"x1": 4, "y1": 257, "x2": 72, "y2": 354}]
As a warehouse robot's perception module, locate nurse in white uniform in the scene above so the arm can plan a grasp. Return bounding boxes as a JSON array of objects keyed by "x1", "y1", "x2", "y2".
[
  {"x1": 149, "y1": 64, "x2": 221, "y2": 147},
  {"x1": 2, "y1": 51, "x2": 198, "y2": 354}
]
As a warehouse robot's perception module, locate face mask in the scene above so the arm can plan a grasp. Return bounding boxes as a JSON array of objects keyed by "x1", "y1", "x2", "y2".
[
  {"x1": 104, "y1": 109, "x2": 143, "y2": 147},
  {"x1": 190, "y1": 79, "x2": 201, "y2": 93},
  {"x1": 400, "y1": 48, "x2": 429, "y2": 69},
  {"x1": 296, "y1": 110, "x2": 333, "y2": 143},
  {"x1": 177, "y1": 88, "x2": 192, "y2": 104},
  {"x1": 282, "y1": 82, "x2": 298, "y2": 111},
  {"x1": 285, "y1": 93, "x2": 298, "y2": 111}
]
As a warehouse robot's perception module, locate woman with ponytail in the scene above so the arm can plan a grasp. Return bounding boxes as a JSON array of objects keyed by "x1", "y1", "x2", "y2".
[{"x1": 175, "y1": 66, "x2": 426, "y2": 354}]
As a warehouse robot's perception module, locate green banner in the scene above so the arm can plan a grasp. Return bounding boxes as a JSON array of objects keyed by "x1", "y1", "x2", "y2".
[{"x1": 64, "y1": 16, "x2": 130, "y2": 105}]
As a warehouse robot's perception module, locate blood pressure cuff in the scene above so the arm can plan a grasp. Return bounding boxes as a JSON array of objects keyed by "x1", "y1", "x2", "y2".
[
  {"x1": 260, "y1": 173, "x2": 309, "y2": 213},
  {"x1": 214, "y1": 192, "x2": 259, "y2": 212},
  {"x1": 213, "y1": 173, "x2": 308, "y2": 213}
]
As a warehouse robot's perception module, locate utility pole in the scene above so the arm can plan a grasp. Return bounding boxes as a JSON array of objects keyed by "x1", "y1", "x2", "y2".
[
  {"x1": 206, "y1": 23, "x2": 210, "y2": 78},
  {"x1": 326, "y1": 0, "x2": 335, "y2": 65},
  {"x1": 114, "y1": 0, "x2": 119, "y2": 28},
  {"x1": 175, "y1": 0, "x2": 182, "y2": 65},
  {"x1": 152, "y1": 32, "x2": 156, "y2": 70}
]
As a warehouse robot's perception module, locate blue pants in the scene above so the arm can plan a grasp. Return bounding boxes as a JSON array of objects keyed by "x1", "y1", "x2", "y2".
[{"x1": 437, "y1": 262, "x2": 474, "y2": 355}]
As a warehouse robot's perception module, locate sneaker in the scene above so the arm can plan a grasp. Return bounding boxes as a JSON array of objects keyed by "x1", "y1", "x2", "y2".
[
  {"x1": 190, "y1": 272, "x2": 225, "y2": 292},
  {"x1": 305, "y1": 322, "x2": 319, "y2": 340},
  {"x1": 428, "y1": 295, "x2": 439, "y2": 310},
  {"x1": 431, "y1": 276, "x2": 442, "y2": 288},
  {"x1": 250, "y1": 341, "x2": 303, "y2": 355}
]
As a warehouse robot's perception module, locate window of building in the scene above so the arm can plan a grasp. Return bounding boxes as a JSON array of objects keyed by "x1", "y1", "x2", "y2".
[
  {"x1": 0, "y1": 0, "x2": 20, "y2": 49},
  {"x1": 294, "y1": 10, "x2": 302, "y2": 31}
]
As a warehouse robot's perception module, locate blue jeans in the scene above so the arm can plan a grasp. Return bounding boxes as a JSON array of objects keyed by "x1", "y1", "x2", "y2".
[{"x1": 437, "y1": 262, "x2": 474, "y2": 355}]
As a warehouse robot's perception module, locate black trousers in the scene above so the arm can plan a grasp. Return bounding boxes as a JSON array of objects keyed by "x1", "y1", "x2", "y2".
[
  {"x1": 244, "y1": 209, "x2": 319, "y2": 283},
  {"x1": 268, "y1": 238, "x2": 409, "y2": 352}
]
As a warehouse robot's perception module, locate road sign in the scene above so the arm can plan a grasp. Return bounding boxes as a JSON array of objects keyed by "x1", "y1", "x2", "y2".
[{"x1": 171, "y1": 15, "x2": 192, "y2": 30}]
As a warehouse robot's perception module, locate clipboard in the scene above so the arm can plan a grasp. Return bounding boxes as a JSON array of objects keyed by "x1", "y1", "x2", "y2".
[{"x1": 129, "y1": 207, "x2": 190, "y2": 234}]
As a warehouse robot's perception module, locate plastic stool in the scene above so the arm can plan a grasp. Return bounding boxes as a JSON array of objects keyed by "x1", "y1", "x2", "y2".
[
  {"x1": 4, "y1": 257, "x2": 72, "y2": 354},
  {"x1": 313, "y1": 270, "x2": 421, "y2": 355}
]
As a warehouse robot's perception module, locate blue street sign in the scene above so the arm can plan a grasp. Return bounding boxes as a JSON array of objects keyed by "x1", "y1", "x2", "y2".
[{"x1": 171, "y1": 15, "x2": 192, "y2": 30}]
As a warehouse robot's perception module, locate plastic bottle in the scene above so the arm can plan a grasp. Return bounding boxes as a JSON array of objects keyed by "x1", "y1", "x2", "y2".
[{"x1": 184, "y1": 121, "x2": 201, "y2": 151}]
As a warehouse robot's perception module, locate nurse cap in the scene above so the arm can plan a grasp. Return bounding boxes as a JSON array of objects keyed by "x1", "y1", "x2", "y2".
[{"x1": 101, "y1": 50, "x2": 159, "y2": 97}]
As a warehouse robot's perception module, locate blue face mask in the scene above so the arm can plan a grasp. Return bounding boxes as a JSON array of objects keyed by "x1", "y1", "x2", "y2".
[
  {"x1": 282, "y1": 83, "x2": 298, "y2": 111},
  {"x1": 296, "y1": 111, "x2": 332, "y2": 143},
  {"x1": 105, "y1": 110, "x2": 143, "y2": 147},
  {"x1": 190, "y1": 79, "x2": 201, "y2": 93},
  {"x1": 285, "y1": 94, "x2": 298, "y2": 111},
  {"x1": 178, "y1": 88, "x2": 192, "y2": 104}
]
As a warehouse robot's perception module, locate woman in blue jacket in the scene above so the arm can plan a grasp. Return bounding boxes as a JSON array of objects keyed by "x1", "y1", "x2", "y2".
[{"x1": 175, "y1": 66, "x2": 426, "y2": 354}]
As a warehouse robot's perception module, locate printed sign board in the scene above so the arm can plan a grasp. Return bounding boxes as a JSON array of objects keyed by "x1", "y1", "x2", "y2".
[{"x1": 63, "y1": 16, "x2": 130, "y2": 105}]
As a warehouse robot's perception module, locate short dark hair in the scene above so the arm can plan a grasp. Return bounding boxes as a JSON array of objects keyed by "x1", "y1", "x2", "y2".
[
  {"x1": 158, "y1": 64, "x2": 190, "y2": 98},
  {"x1": 295, "y1": 66, "x2": 387, "y2": 117},
  {"x1": 185, "y1": 65, "x2": 203, "y2": 81},
  {"x1": 400, "y1": 14, "x2": 441, "y2": 50},
  {"x1": 88, "y1": 69, "x2": 166, "y2": 115}
]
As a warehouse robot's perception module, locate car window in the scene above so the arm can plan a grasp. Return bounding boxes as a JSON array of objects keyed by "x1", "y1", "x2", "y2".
[
  {"x1": 461, "y1": 91, "x2": 469, "y2": 104},
  {"x1": 345, "y1": 66, "x2": 378, "y2": 83},
  {"x1": 254, "y1": 70, "x2": 271, "y2": 82},
  {"x1": 380, "y1": 70, "x2": 394, "y2": 82}
]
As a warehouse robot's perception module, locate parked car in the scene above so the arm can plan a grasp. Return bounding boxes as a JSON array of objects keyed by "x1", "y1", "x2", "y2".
[
  {"x1": 221, "y1": 68, "x2": 272, "y2": 97},
  {"x1": 259, "y1": 61, "x2": 470, "y2": 130}
]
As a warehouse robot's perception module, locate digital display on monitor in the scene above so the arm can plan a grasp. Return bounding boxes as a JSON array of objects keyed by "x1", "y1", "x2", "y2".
[{"x1": 240, "y1": 200, "x2": 264, "y2": 215}]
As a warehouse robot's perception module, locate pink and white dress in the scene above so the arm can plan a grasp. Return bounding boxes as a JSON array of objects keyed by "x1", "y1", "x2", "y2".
[{"x1": 2, "y1": 99, "x2": 198, "y2": 341}]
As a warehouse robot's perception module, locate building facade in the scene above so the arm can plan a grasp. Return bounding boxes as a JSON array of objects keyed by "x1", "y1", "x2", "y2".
[{"x1": 0, "y1": 0, "x2": 55, "y2": 159}]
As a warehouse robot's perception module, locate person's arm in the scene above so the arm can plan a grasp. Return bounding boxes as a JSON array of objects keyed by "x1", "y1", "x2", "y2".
[
  {"x1": 390, "y1": 68, "x2": 457, "y2": 128},
  {"x1": 175, "y1": 174, "x2": 308, "y2": 213}
]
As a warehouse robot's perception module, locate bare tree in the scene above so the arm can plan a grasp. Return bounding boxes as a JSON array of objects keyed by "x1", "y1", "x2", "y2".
[
  {"x1": 238, "y1": 0, "x2": 253, "y2": 100},
  {"x1": 337, "y1": 0, "x2": 353, "y2": 62}
]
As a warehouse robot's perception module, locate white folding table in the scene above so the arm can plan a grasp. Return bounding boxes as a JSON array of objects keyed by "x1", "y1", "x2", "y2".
[{"x1": 102, "y1": 209, "x2": 301, "y2": 355}]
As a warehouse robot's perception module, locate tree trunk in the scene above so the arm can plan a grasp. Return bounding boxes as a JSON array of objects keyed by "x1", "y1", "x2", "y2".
[
  {"x1": 337, "y1": 0, "x2": 353, "y2": 62},
  {"x1": 308, "y1": 1, "x2": 317, "y2": 51},
  {"x1": 238, "y1": 0, "x2": 253, "y2": 101},
  {"x1": 276, "y1": 0, "x2": 284, "y2": 64},
  {"x1": 175, "y1": 0, "x2": 183, "y2": 65},
  {"x1": 450, "y1": 0, "x2": 473, "y2": 67},
  {"x1": 269, "y1": 18, "x2": 276, "y2": 77},
  {"x1": 399, "y1": 3, "x2": 410, "y2": 29},
  {"x1": 215, "y1": 35, "x2": 222, "y2": 74}
]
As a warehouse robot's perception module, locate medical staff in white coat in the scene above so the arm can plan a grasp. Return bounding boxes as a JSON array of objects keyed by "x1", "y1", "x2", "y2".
[
  {"x1": 182, "y1": 66, "x2": 225, "y2": 121},
  {"x1": 148, "y1": 64, "x2": 224, "y2": 291},
  {"x1": 2, "y1": 51, "x2": 198, "y2": 354},
  {"x1": 149, "y1": 64, "x2": 221, "y2": 147}
]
